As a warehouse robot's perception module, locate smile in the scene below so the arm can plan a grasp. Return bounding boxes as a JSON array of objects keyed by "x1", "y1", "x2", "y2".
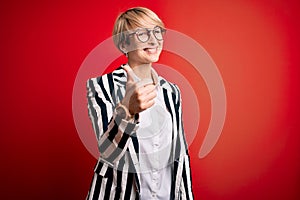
[{"x1": 143, "y1": 47, "x2": 159, "y2": 54}]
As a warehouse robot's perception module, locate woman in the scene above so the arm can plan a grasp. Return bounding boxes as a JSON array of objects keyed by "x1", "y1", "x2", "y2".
[{"x1": 86, "y1": 7, "x2": 194, "y2": 200}]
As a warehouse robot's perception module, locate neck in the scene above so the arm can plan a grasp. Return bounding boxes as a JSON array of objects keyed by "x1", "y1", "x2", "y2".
[{"x1": 127, "y1": 62, "x2": 152, "y2": 79}]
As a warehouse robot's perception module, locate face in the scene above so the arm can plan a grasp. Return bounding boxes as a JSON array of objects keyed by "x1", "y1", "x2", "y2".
[{"x1": 124, "y1": 24, "x2": 165, "y2": 67}]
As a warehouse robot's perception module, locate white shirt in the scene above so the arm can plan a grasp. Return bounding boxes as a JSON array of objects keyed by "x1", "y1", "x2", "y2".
[{"x1": 131, "y1": 67, "x2": 172, "y2": 200}]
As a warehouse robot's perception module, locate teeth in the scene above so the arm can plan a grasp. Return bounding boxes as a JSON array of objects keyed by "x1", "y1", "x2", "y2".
[{"x1": 145, "y1": 48, "x2": 157, "y2": 53}]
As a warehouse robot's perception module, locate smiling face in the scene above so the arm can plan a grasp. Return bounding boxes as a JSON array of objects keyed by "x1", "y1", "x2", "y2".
[
  {"x1": 124, "y1": 25, "x2": 164, "y2": 67},
  {"x1": 112, "y1": 7, "x2": 165, "y2": 67}
]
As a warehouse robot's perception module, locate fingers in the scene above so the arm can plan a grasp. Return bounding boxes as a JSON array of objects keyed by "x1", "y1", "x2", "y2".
[
  {"x1": 142, "y1": 90, "x2": 157, "y2": 104},
  {"x1": 138, "y1": 88, "x2": 157, "y2": 102},
  {"x1": 126, "y1": 76, "x2": 155, "y2": 94},
  {"x1": 127, "y1": 84, "x2": 157, "y2": 113},
  {"x1": 135, "y1": 78, "x2": 153, "y2": 88},
  {"x1": 123, "y1": 65, "x2": 139, "y2": 83},
  {"x1": 140, "y1": 99, "x2": 155, "y2": 110},
  {"x1": 122, "y1": 65, "x2": 158, "y2": 114},
  {"x1": 135, "y1": 85, "x2": 157, "y2": 109},
  {"x1": 129, "y1": 94, "x2": 156, "y2": 113},
  {"x1": 137, "y1": 84, "x2": 156, "y2": 96}
]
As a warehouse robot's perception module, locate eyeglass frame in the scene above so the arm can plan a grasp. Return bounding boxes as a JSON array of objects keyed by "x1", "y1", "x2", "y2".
[{"x1": 127, "y1": 26, "x2": 166, "y2": 43}]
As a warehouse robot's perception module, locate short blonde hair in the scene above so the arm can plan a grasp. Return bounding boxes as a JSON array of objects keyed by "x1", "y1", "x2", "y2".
[{"x1": 112, "y1": 7, "x2": 165, "y2": 52}]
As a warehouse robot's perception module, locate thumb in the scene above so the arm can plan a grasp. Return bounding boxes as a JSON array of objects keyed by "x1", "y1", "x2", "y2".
[{"x1": 123, "y1": 65, "x2": 139, "y2": 83}]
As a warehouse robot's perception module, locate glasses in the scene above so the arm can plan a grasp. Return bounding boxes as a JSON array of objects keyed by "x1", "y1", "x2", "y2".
[{"x1": 128, "y1": 26, "x2": 166, "y2": 43}]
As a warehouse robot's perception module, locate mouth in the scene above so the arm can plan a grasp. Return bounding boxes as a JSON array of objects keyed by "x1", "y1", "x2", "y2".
[{"x1": 143, "y1": 47, "x2": 159, "y2": 54}]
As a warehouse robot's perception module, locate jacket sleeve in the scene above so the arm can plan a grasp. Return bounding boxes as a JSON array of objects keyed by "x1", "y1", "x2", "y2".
[
  {"x1": 86, "y1": 77, "x2": 139, "y2": 166},
  {"x1": 175, "y1": 85, "x2": 194, "y2": 200}
]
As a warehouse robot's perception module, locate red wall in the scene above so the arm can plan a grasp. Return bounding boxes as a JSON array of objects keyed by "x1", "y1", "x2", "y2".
[{"x1": 1, "y1": 0, "x2": 299, "y2": 199}]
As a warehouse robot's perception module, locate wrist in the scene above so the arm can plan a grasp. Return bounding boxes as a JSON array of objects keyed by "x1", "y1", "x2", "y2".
[{"x1": 115, "y1": 103, "x2": 133, "y2": 121}]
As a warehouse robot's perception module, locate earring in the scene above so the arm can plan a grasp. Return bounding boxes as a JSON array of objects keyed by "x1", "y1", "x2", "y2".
[{"x1": 125, "y1": 52, "x2": 128, "y2": 57}]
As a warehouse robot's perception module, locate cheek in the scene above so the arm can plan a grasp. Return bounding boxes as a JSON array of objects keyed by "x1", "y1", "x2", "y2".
[
  {"x1": 127, "y1": 38, "x2": 145, "y2": 51},
  {"x1": 128, "y1": 44, "x2": 145, "y2": 52},
  {"x1": 127, "y1": 43, "x2": 138, "y2": 52},
  {"x1": 158, "y1": 41, "x2": 164, "y2": 48},
  {"x1": 128, "y1": 49, "x2": 144, "y2": 59}
]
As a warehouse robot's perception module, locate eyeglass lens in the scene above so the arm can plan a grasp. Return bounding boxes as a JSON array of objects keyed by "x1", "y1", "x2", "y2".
[{"x1": 136, "y1": 27, "x2": 165, "y2": 42}]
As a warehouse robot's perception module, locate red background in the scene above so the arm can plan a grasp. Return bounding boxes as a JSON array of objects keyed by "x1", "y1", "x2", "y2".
[{"x1": 1, "y1": 0, "x2": 299, "y2": 199}]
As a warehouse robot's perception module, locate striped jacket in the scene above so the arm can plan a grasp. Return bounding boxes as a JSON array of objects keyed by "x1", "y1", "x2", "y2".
[{"x1": 86, "y1": 66, "x2": 194, "y2": 200}]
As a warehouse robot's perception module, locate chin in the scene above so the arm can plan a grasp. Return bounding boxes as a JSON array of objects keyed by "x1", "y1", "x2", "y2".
[
  {"x1": 148, "y1": 54, "x2": 161, "y2": 62},
  {"x1": 147, "y1": 57, "x2": 160, "y2": 63}
]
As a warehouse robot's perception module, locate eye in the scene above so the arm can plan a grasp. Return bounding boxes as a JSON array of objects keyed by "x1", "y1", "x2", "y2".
[
  {"x1": 154, "y1": 31, "x2": 161, "y2": 35},
  {"x1": 154, "y1": 29, "x2": 162, "y2": 34},
  {"x1": 137, "y1": 31, "x2": 148, "y2": 37}
]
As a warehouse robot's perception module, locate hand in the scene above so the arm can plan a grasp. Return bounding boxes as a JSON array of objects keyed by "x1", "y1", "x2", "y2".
[{"x1": 121, "y1": 65, "x2": 157, "y2": 116}]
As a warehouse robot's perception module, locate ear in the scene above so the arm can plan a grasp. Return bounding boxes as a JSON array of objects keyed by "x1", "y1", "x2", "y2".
[{"x1": 119, "y1": 41, "x2": 128, "y2": 54}]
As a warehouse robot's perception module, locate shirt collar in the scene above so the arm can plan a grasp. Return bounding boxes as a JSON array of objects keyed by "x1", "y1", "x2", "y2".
[
  {"x1": 113, "y1": 64, "x2": 175, "y2": 93},
  {"x1": 122, "y1": 63, "x2": 159, "y2": 86}
]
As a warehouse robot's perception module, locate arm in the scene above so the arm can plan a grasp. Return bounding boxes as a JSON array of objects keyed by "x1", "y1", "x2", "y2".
[
  {"x1": 86, "y1": 77, "x2": 138, "y2": 166},
  {"x1": 176, "y1": 85, "x2": 194, "y2": 199}
]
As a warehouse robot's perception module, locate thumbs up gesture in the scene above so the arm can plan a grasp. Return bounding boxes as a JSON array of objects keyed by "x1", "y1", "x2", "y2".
[{"x1": 121, "y1": 65, "x2": 157, "y2": 118}]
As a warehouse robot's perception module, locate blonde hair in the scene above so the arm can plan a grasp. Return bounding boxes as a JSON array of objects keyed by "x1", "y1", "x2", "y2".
[{"x1": 112, "y1": 7, "x2": 165, "y2": 52}]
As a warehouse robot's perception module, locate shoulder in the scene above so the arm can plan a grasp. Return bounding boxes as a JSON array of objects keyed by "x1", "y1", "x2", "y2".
[
  {"x1": 158, "y1": 76, "x2": 182, "y2": 105},
  {"x1": 86, "y1": 66, "x2": 126, "y2": 88},
  {"x1": 159, "y1": 76, "x2": 181, "y2": 95}
]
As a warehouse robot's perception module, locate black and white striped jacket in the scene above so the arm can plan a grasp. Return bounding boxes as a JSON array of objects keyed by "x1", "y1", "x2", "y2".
[{"x1": 86, "y1": 66, "x2": 194, "y2": 200}]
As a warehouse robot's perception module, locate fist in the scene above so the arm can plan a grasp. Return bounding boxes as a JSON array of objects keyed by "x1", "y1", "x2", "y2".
[{"x1": 121, "y1": 65, "x2": 157, "y2": 116}]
